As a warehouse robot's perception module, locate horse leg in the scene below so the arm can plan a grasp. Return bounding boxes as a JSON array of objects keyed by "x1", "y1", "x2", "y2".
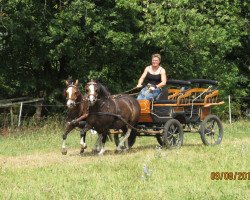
[
  {"x1": 79, "y1": 123, "x2": 90, "y2": 156},
  {"x1": 97, "y1": 134, "x2": 103, "y2": 152},
  {"x1": 92, "y1": 133, "x2": 102, "y2": 153},
  {"x1": 61, "y1": 124, "x2": 75, "y2": 155},
  {"x1": 117, "y1": 128, "x2": 131, "y2": 152},
  {"x1": 98, "y1": 134, "x2": 107, "y2": 156},
  {"x1": 79, "y1": 130, "x2": 87, "y2": 155},
  {"x1": 107, "y1": 130, "x2": 113, "y2": 142}
]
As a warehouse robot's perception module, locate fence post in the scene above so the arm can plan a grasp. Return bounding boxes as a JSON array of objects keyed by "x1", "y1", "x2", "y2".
[
  {"x1": 10, "y1": 106, "x2": 14, "y2": 126},
  {"x1": 34, "y1": 101, "x2": 43, "y2": 121},
  {"x1": 228, "y1": 95, "x2": 232, "y2": 124},
  {"x1": 18, "y1": 102, "x2": 23, "y2": 127}
]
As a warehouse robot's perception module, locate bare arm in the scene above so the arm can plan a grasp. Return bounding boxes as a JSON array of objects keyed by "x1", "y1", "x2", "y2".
[
  {"x1": 137, "y1": 67, "x2": 148, "y2": 87},
  {"x1": 156, "y1": 68, "x2": 167, "y2": 88}
]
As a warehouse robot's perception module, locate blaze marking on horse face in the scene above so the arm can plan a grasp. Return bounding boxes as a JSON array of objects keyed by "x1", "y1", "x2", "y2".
[
  {"x1": 88, "y1": 84, "x2": 96, "y2": 102},
  {"x1": 66, "y1": 87, "x2": 75, "y2": 108},
  {"x1": 89, "y1": 85, "x2": 95, "y2": 95},
  {"x1": 67, "y1": 87, "x2": 73, "y2": 99}
]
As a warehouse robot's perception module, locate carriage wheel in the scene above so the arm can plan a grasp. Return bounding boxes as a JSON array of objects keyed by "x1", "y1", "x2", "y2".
[
  {"x1": 163, "y1": 119, "x2": 184, "y2": 149},
  {"x1": 200, "y1": 114, "x2": 223, "y2": 145},
  {"x1": 114, "y1": 129, "x2": 137, "y2": 148}
]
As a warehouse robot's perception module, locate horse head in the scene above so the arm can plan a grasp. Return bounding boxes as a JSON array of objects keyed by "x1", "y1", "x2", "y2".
[
  {"x1": 85, "y1": 80, "x2": 110, "y2": 105},
  {"x1": 65, "y1": 79, "x2": 80, "y2": 108}
]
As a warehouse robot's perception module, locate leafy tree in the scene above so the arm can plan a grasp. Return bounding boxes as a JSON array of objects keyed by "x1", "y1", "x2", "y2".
[{"x1": 0, "y1": 0, "x2": 249, "y2": 118}]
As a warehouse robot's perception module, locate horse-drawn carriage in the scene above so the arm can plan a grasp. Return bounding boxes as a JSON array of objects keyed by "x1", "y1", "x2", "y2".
[
  {"x1": 63, "y1": 79, "x2": 224, "y2": 155},
  {"x1": 125, "y1": 79, "x2": 224, "y2": 149}
]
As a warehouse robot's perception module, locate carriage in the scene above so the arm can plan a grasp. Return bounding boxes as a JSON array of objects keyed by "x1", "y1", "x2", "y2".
[{"x1": 114, "y1": 79, "x2": 224, "y2": 149}]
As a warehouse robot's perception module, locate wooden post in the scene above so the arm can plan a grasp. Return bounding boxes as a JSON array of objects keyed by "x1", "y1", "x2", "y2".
[
  {"x1": 10, "y1": 106, "x2": 14, "y2": 127},
  {"x1": 10, "y1": 106, "x2": 14, "y2": 126},
  {"x1": 18, "y1": 102, "x2": 23, "y2": 127},
  {"x1": 34, "y1": 101, "x2": 43, "y2": 121},
  {"x1": 228, "y1": 95, "x2": 232, "y2": 124}
]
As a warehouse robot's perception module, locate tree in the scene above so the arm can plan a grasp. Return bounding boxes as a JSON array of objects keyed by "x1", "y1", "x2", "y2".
[{"x1": 0, "y1": 0, "x2": 248, "y2": 118}]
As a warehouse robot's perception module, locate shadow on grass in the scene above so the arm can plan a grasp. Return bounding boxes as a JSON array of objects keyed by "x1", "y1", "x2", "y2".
[
  {"x1": 67, "y1": 144, "x2": 158, "y2": 157},
  {"x1": 182, "y1": 143, "x2": 203, "y2": 147},
  {"x1": 67, "y1": 140, "x2": 205, "y2": 158}
]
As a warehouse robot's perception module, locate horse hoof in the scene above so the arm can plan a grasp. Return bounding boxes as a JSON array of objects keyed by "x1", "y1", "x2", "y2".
[
  {"x1": 98, "y1": 149, "x2": 105, "y2": 156},
  {"x1": 62, "y1": 148, "x2": 67, "y2": 155},
  {"x1": 92, "y1": 149, "x2": 99, "y2": 154},
  {"x1": 115, "y1": 149, "x2": 122, "y2": 154},
  {"x1": 79, "y1": 152, "x2": 84, "y2": 157},
  {"x1": 80, "y1": 149, "x2": 85, "y2": 155},
  {"x1": 123, "y1": 148, "x2": 129, "y2": 153}
]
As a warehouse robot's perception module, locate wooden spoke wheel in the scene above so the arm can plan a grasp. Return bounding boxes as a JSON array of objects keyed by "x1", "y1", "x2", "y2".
[
  {"x1": 200, "y1": 115, "x2": 223, "y2": 145},
  {"x1": 163, "y1": 119, "x2": 184, "y2": 149}
]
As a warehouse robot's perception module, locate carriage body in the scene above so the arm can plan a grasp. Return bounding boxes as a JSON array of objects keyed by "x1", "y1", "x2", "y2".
[{"x1": 134, "y1": 79, "x2": 224, "y2": 148}]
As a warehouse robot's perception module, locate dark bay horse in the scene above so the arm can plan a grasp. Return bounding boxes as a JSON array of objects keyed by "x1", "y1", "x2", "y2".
[
  {"x1": 85, "y1": 80, "x2": 141, "y2": 154},
  {"x1": 62, "y1": 79, "x2": 90, "y2": 155}
]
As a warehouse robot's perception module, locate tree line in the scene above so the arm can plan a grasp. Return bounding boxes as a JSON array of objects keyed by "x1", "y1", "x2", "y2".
[{"x1": 0, "y1": 0, "x2": 249, "y2": 118}]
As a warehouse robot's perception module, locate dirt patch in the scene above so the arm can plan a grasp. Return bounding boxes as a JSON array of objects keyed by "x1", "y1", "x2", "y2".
[
  {"x1": 0, "y1": 147, "x2": 133, "y2": 169},
  {"x1": 0, "y1": 150, "x2": 97, "y2": 169}
]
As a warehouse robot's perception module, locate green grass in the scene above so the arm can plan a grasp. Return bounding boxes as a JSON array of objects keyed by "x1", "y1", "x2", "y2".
[{"x1": 0, "y1": 120, "x2": 249, "y2": 200}]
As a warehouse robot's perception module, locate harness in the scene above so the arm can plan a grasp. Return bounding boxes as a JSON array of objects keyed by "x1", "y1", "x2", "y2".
[
  {"x1": 89, "y1": 111, "x2": 162, "y2": 135},
  {"x1": 112, "y1": 97, "x2": 120, "y2": 116}
]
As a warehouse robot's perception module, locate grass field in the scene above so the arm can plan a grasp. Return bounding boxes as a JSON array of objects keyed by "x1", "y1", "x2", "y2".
[{"x1": 0, "y1": 120, "x2": 249, "y2": 200}]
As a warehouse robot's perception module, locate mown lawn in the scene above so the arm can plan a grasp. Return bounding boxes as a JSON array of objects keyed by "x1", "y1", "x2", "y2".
[{"x1": 0, "y1": 120, "x2": 249, "y2": 200}]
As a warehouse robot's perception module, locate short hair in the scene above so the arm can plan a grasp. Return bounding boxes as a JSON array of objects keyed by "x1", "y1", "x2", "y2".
[{"x1": 152, "y1": 53, "x2": 161, "y2": 62}]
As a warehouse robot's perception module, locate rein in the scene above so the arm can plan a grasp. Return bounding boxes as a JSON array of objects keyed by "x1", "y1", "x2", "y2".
[{"x1": 113, "y1": 86, "x2": 142, "y2": 97}]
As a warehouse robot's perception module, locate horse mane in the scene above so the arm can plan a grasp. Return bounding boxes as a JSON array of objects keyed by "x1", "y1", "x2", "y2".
[{"x1": 97, "y1": 81, "x2": 111, "y2": 98}]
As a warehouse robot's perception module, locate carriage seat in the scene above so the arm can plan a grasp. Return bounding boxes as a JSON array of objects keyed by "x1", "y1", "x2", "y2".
[
  {"x1": 153, "y1": 99, "x2": 177, "y2": 104},
  {"x1": 154, "y1": 88, "x2": 184, "y2": 104},
  {"x1": 156, "y1": 88, "x2": 168, "y2": 100},
  {"x1": 176, "y1": 88, "x2": 208, "y2": 105},
  {"x1": 176, "y1": 87, "x2": 222, "y2": 105},
  {"x1": 192, "y1": 99, "x2": 205, "y2": 103},
  {"x1": 154, "y1": 89, "x2": 176, "y2": 104}
]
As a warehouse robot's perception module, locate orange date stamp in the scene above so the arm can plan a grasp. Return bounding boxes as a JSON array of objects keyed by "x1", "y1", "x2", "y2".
[{"x1": 211, "y1": 172, "x2": 250, "y2": 180}]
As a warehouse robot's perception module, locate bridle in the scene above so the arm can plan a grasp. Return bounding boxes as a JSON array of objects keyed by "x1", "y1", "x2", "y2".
[{"x1": 65, "y1": 84, "x2": 81, "y2": 108}]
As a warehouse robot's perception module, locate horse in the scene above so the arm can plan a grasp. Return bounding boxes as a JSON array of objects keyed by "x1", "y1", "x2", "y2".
[
  {"x1": 62, "y1": 79, "x2": 110, "y2": 155},
  {"x1": 62, "y1": 79, "x2": 90, "y2": 155},
  {"x1": 84, "y1": 80, "x2": 141, "y2": 154}
]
